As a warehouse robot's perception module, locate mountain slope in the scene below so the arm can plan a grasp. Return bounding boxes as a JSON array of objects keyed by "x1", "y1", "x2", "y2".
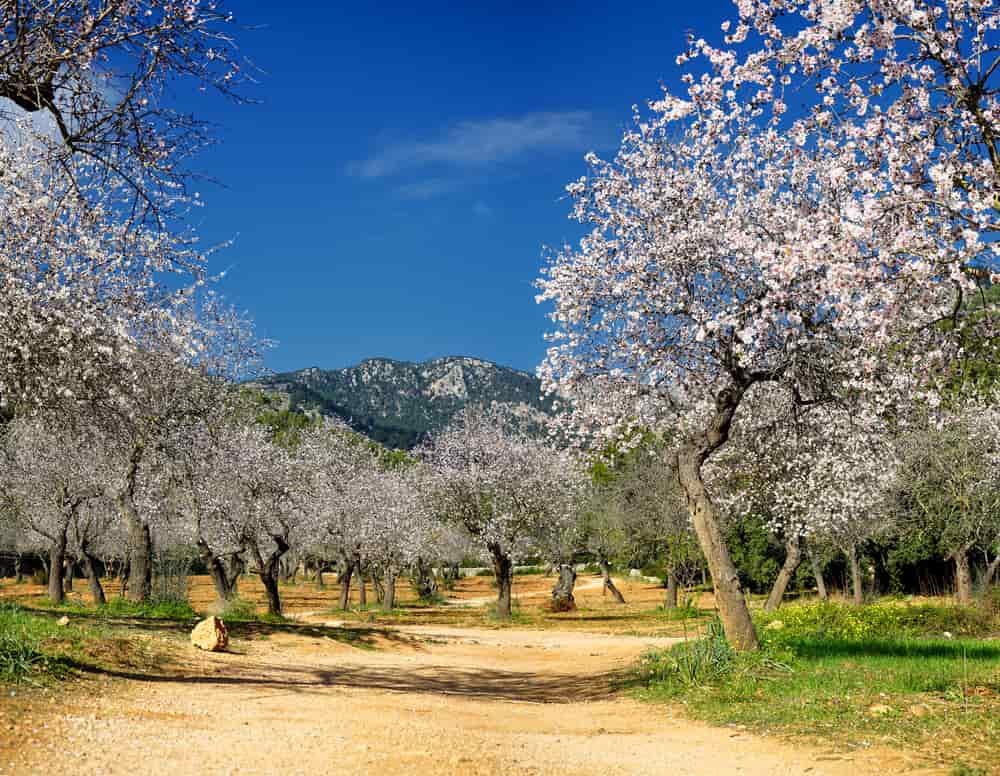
[{"x1": 255, "y1": 356, "x2": 555, "y2": 449}]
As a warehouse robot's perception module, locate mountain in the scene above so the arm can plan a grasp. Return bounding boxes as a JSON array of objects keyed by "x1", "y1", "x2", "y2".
[{"x1": 253, "y1": 356, "x2": 556, "y2": 449}]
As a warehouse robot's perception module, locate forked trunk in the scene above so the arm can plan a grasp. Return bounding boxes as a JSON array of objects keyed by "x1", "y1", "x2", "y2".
[
  {"x1": 954, "y1": 546, "x2": 973, "y2": 605},
  {"x1": 79, "y1": 551, "x2": 106, "y2": 605},
  {"x1": 664, "y1": 570, "x2": 679, "y2": 609},
  {"x1": 47, "y1": 532, "x2": 67, "y2": 605},
  {"x1": 490, "y1": 546, "x2": 513, "y2": 620},
  {"x1": 254, "y1": 537, "x2": 289, "y2": 617},
  {"x1": 198, "y1": 540, "x2": 239, "y2": 603},
  {"x1": 764, "y1": 535, "x2": 802, "y2": 612},
  {"x1": 677, "y1": 447, "x2": 758, "y2": 651},
  {"x1": 550, "y1": 564, "x2": 577, "y2": 611},
  {"x1": 847, "y1": 544, "x2": 864, "y2": 606},
  {"x1": 599, "y1": 559, "x2": 625, "y2": 603},
  {"x1": 809, "y1": 551, "x2": 828, "y2": 600}
]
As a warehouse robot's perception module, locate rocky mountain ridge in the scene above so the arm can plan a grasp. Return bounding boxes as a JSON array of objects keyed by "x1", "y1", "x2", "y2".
[{"x1": 255, "y1": 356, "x2": 555, "y2": 449}]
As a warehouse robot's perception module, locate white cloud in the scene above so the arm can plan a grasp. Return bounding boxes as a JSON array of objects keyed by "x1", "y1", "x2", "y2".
[{"x1": 351, "y1": 111, "x2": 596, "y2": 180}]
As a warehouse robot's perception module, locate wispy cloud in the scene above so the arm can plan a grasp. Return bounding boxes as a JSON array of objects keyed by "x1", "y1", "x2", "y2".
[{"x1": 351, "y1": 111, "x2": 597, "y2": 180}]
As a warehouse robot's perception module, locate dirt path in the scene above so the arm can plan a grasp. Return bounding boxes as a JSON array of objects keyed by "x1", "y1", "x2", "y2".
[{"x1": 4, "y1": 621, "x2": 931, "y2": 776}]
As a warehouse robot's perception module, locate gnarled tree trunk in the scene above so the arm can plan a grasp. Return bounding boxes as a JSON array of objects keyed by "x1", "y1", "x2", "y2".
[
  {"x1": 764, "y1": 535, "x2": 802, "y2": 612},
  {"x1": 489, "y1": 544, "x2": 513, "y2": 620},
  {"x1": 550, "y1": 564, "x2": 577, "y2": 611},
  {"x1": 664, "y1": 569, "x2": 679, "y2": 609},
  {"x1": 253, "y1": 536, "x2": 289, "y2": 617},
  {"x1": 47, "y1": 531, "x2": 67, "y2": 605},
  {"x1": 79, "y1": 550, "x2": 106, "y2": 605},
  {"x1": 809, "y1": 551, "x2": 828, "y2": 600},
  {"x1": 847, "y1": 544, "x2": 864, "y2": 605},
  {"x1": 954, "y1": 546, "x2": 973, "y2": 604},
  {"x1": 677, "y1": 441, "x2": 758, "y2": 650},
  {"x1": 63, "y1": 557, "x2": 75, "y2": 593},
  {"x1": 338, "y1": 557, "x2": 354, "y2": 610},
  {"x1": 983, "y1": 552, "x2": 1000, "y2": 592},
  {"x1": 384, "y1": 571, "x2": 398, "y2": 610},
  {"x1": 599, "y1": 558, "x2": 625, "y2": 603}
]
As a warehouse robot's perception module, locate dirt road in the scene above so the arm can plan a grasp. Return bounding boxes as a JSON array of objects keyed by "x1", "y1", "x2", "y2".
[{"x1": 4, "y1": 620, "x2": 928, "y2": 776}]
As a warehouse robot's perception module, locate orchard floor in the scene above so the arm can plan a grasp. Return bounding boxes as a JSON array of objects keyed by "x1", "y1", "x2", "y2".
[{"x1": 0, "y1": 575, "x2": 940, "y2": 775}]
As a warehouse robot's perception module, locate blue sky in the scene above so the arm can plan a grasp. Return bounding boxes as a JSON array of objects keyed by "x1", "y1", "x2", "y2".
[{"x1": 189, "y1": 0, "x2": 736, "y2": 375}]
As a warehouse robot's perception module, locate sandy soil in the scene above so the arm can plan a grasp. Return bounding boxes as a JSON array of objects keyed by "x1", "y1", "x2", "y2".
[{"x1": 1, "y1": 618, "x2": 934, "y2": 775}]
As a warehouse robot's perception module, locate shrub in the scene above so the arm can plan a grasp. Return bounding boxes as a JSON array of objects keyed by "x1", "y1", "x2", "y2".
[{"x1": 755, "y1": 600, "x2": 997, "y2": 641}]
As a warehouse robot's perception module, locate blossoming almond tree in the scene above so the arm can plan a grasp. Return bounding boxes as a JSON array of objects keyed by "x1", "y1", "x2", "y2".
[
  {"x1": 0, "y1": 417, "x2": 107, "y2": 604},
  {"x1": 420, "y1": 408, "x2": 583, "y2": 620},
  {"x1": 0, "y1": 0, "x2": 249, "y2": 223}
]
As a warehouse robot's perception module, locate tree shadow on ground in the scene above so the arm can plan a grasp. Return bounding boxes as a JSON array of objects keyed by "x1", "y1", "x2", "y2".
[
  {"x1": 23, "y1": 605, "x2": 421, "y2": 650},
  {"x1": 70, "y1": 658, "x2": 625, "y2": 703}
]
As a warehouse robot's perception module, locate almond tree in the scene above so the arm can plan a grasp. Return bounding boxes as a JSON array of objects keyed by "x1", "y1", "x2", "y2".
[
  {"x1": 537, "y1": 1, "x2": 999, "y2": 649},
  {"x1": 891, "y1": 404, "x2": 1000, "y2": 602},
  {"x1": 298, "y1": 424, "x2": 380, "y2": 610},
  {"x1": 0, "y1": 0, "x2": 250, "y2": 222},
  {"x1": 420, "y1": 409, "x2": 583, "y2": 620},
  {"x1": 0, "y1": 417, "x2": 106, "y2": 604},
  {"x1": 711, "y1": 396, "x2": 897, "y2": 609},
  {"x1": 356, "y1": 468, "x2": 432, "y2": 610}
]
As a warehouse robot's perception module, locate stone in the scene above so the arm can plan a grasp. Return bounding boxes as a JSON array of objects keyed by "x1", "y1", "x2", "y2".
[
  {"x1": 868, "y1": 703, "x2": 891, "y2": 715},
  {"x1": 765, "y1": 619, "x2": 785, "y2": 630},
  {"x1": 628, "y1": 569, "x2": 643, "y2": 578},
  {"x1": 190, "y1": 616, "x2": 228, "y2": 652},
  {"x1": 908, "y1": 704, "x2": 931, "y2": 717},
  {"x1": 56, "y1": 616, "x2": 70, "y2": 626}
]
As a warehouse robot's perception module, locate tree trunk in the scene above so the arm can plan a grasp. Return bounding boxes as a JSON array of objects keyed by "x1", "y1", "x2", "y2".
[
  {"x1": 764, "y1": 535, "x2": 802, "y2": 612},
  {"x1": 198, "y1": 540, "x2": 238, "y2": 603},
  {"x1": 384, "y1": 571, "x2": 397, "y2": 610},
  {"x1": 809, "y1": 551, "x2": 828, "y2": 600},
  {"x1": 47, "y1": 532, "x2": 67, "y2": 605},
  {"x1": 338, "y1": 560, "x2": 354, "y2": 610},
  {"x1": 664, "y1": 569, "x2": 679, "y2": 609},
  {"x1": 254, "y1": 538, "x2": 289, "y2": 617},
  {"x1": 412, "y1": 557, "x2": 438, "y2": 600},
  {"x1": 677, "y1": 444, "x2": 759, "y2": 651},
  {"x1": 550, "y1": 564, "x2": 577, "y2": 611},
  {"x1": 847, "y1": 544, "x2": 864, "y2": 605},
  {"x1": 63, "y1": 557, "x2": 74, "y2": 593},
  {"x1": 79, "y1": 551, "x2": 106, "y2": 606},
  {"x1": 982, "y1": 553, "x2": 1000, "y2": 592},
  {"x1": 599, "y1": 559, "x2": 625, "y2": 603},
  {"x1": 14, "y1": 553, "x2": 24, "y2": 584},
  {"x1": 124, "y1": 510, "x2": 152, "y2": 603},
  {"x1": 316, "y1": 562, "x2": 325, "y2": 590},
  {"x1": 490, "y1": 545, "x2": 513, "y2": 620},
  {"x1": 954, "y1": 547, "x2": 973, "y2": 604},
  {"x1": 358, "y1": 571, "x2": 367, "y2": 607}
]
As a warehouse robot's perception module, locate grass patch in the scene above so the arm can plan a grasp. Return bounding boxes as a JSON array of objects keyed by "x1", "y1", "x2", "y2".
[
  {"x1": 629, "y1": 602, "x2": 1000, "y2": 770},
  {"x1": 27, "y1": 596, "x2": 197, "y2": 621}
]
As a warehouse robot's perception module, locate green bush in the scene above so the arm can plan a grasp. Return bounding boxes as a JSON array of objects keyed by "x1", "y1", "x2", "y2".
[{"x1": 755, "y1": 600, "x2": 997, "y2": 641}]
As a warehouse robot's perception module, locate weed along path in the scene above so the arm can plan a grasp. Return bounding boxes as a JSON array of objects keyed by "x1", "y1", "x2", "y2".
[{"x1": 5, "y1": 619, "x2": 922, "y2": 776}]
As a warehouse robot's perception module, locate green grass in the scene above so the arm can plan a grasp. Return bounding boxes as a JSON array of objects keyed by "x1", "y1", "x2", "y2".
[
  {"x1": 629, "y1": 601, "x2": 1000, "y2": 770},
  {"x1": 31, "y1": 596, "x2": 197, "y2": 621},
  {"x1": 0, "y1": 603, "x2": 100, "y2": 684}
]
